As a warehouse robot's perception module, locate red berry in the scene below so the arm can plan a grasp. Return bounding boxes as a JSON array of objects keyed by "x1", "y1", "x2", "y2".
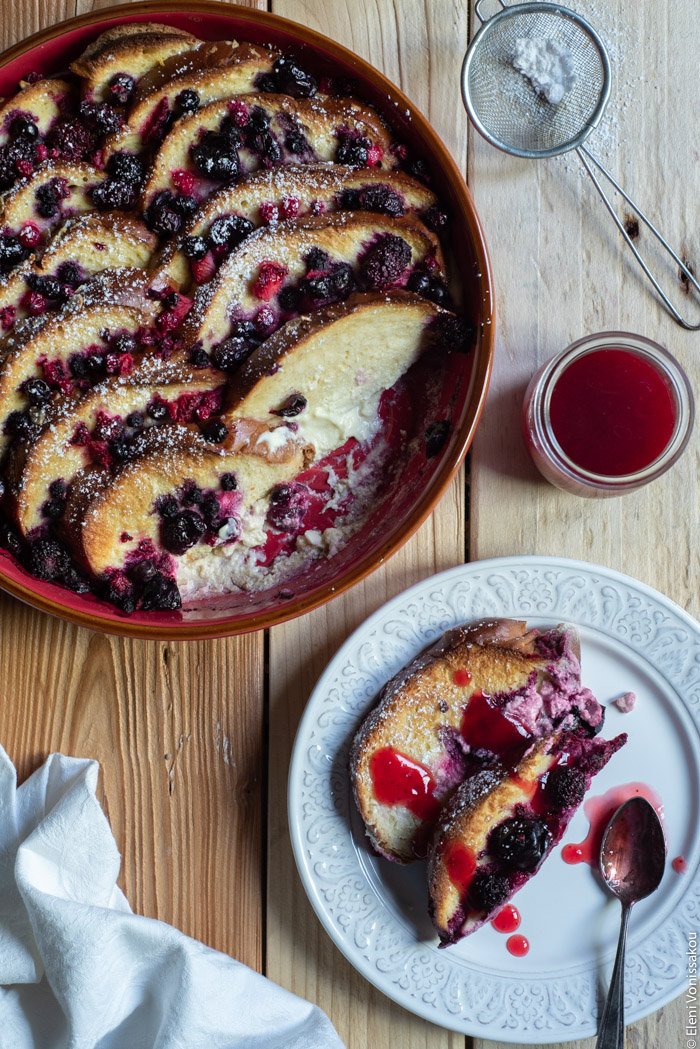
[
  {"x1": 20, "y1": 290, "x2": 47, "y2": 315},
  {"x1": 35, "y1": 143, "x2": 48, "y2": 161},
  {"x1": 309, "y1": 199, "x2": 326, "y2": 215},
  {"x1": 367, "y1": 144, "x2": 383, "y2": 167},
  {"x1": 157, "y1": 309, "x2": 180, "y2": 332},
  {"x1": 16, "y1": 158, "x2": 33, "y2": 177},
  {"x1": 228, "y1": 100, "x2": 249, "y2": 127},
  {"x1": 390, "y1": 142, "x2": 408, "y2": 161},
  {"x1": 319, "y1": 76, "x2": 334, "y2": 94},
  {"x1": 253, "y1": 260, "x2": 288, "y2": 302},
  {"x1": 254, "y1": 304, "x2": 276, "y2": 332},
  {"x1": 281, "y1": 196, "x2": 300, "y2": 219},
  {"x1": 259, "y1": 201, "x2": 279, "y2": 225},
  {"x1": 190, "y1": 250, "x2": 217, "y2": 285},
  {"x1": 120, "y1": 532, "x2": 133, "y2": 543},
  {"x1": 19, "y1": 222, "x2": 41, "y2": 248},
  {"x1": 0, "y1": 306, "x2": 17, "y2": 330},
  {"x1": 171, "y1": 168, "x2": 195, "y2": 195}
]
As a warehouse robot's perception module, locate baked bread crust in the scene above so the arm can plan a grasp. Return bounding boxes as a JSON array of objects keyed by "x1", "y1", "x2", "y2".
[{"x1": 70, "y1": 24, "x2": 201, "y2": 101}]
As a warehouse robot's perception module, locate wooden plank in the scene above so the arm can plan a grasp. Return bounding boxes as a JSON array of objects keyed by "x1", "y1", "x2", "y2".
[
  {"x1": 468, "y1": 1, "x2": 696, "y2": 1046},
  {"x1": 266, "y1": 2, "x2": 469, "y2": 1046},
  {"x1": 0, "y1": 0, "x2": 269, "y2": 976}
]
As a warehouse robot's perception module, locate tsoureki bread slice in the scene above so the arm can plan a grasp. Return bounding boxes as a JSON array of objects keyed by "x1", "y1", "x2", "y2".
[
  {"x1": 0, "y1": 213, "x2": 158, "y2": 331},
  {"x1": 70, "y1": 23, "x2": 201, "y2": 102},
  {"x1": 0, "y1": 78, "x2": 71, "y2": 146},
  {"x1": 141, "y1": 92, "x2": 396, "y2": 215},
  {"x1": 428, "y1": 728, "x2": 627, "y2": 946},
  {"x1": 11, "y1": 356, "x2": 225, "y2": 536},
  {"x1": 103, "y1": 42, "x2": 280, "y2": 157},
  {"x1": 157, "y1": 164, "x2": 437, "y2": 288},
  {"x1": 181, "y1": 211, "x2": 445, "y2": 360},
  {"x1": 350, "y1": 620, "x2": 605, "y2": 863}
]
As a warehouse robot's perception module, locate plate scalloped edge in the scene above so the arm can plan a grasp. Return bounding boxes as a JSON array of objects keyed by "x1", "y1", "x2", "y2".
[{"x1": 288, "y1": 555, "x2": 700, "y2": 1042}]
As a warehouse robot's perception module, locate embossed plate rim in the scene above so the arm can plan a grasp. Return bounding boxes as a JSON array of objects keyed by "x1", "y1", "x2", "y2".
[{"x1": 288, "y1": 555, "x2": 698, "y2": 1041}]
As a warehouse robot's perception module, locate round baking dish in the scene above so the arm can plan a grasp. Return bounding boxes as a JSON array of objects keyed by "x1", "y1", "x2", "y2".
[{"x1": 0, "y1": 1, "x2": 494, "y2": 639}]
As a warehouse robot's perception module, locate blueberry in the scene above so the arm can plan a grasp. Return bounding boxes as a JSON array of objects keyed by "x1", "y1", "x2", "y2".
[
  {"x1": 202, "y1": 419, "x2": 229, "y2": 444},
  {"x1": 301, "y1": 274, "x2": 332, "y2": 302},
  {"x1": 161, "y1": 509, "x2": 206, "y2": 555},
  {"x1": 272, "y1": 55, "x2": 317, "y2": 98},
  {"x1": 27, "y1": 275, "x2": 63, "y2": 300},
  {"x1": 407, "y1": 270, "x2": 433, "y2": 296},
  {"x1": 177, "y1": 88, "x2": 200, "y2": 113},
  {"x1": 147, "y1": 398, "x2": 168, "y2": 421},
  {"x1": 208, "y1": 214, "x2": 254, "y2": 250},
  {"x1": 272, "y1": 394, "x2": 307, "y2": 418},
  {"x1": 489, "y1": 817, "x2": 551, "y2": 872},
  {"x1": 125, "y1": 411, "x2": 143, "y2": 429},
  {"x1": 85, "y1": 354, "x2": 105, "y2": 379},
  {"x1": 106, "y1": 152, "x2": 144, "y2": 186},
  {"x1": 109, "y1": 434, "x2": 134, "y2": 461},
  {"x1": 173, "y1": 194, "x2": 198, "y2": 218},
  {"x1": 35, "y1": 183, "x2": 58, "y2": 218},
  {"x1": 278, "y1": 286, "x2": 300, "y2": 313},
  {"x1": 544, "y1": 766, "x2": 587, "y2": 810},
  {"x1": 220, "y1": 472, "x2": 238, "y2": 491},
  {"x1": 10, "y1": 116, "x2": 38, "y2": 140},
  {"x1": 330, "y1": 262, "x2": 354, "y2": 297},
  {"x1": 336, "y1": 137, "x2": 370, "y2": 167},
  {"x1": 0, "y1": 518, "x2": 22, "y2": 559},
  {"x1": 48, "y1": 479, "x2": 67, "y2": 499},
  {"x1": 201, "y1": 493, "x2": 222, "y2": 529},
  {"x1": 56, "y1": 261, "x2": 82, "y2": 287},
  {"x1": 4, "y1": 410, "x2": 35, "y2": 439},
  {"x1": 189, "y1": 346, "x2": 210, "y2": 368},
  {"x1": 0, "y1": 234, "x2": 28, "y2": 272},
  {"x1": 157, "y1": 494, "x2": 179, "y2": 519},
  {"x1": 140, "y1": 571, "x2": 182, "y2": 611},
  {"x1": 255, "y1": 73, "x2": 278, "y2": 94},
  {"x1": 69, "y1": 354, "x2": 88, "y2": 379},
  {"x1": 145, "y1": 190, "x2": 183, "y2": 236},
  {"x1": 407, "y1": 158, "x2": 431, "y2": 182},
  {"x1": 130, "y1": 559, "x2": 157, "y2": 585},
  {"x1": 211, "y1": 337, "x2": 254, "y2": 373},
  {"x1": 108, "y1": 73, "x2": 135, "y2": 105},
  {"x1": 180, "y1": 482, "x2": 203, "y2": 507},
  {"x1": 42, "y1": 499, "x2": 64, "y2": 519},
  {"x1": 182, "y1": 235, "x2": 208, "y2": 260},
  {"x1": 266, "y1": 482, "x2": 306, "y2": 531},
  {"x1": 192, "y1": 132, "x2": 240, "y2": 182},
  {"x1": 426, "y1": 278, "x2": 450, "y2": 305},
  {"x1": 285, "y1": 130, "x2": 308, "y2": 154},
  {"x1": 467, "y1": 872, "x2": 510, "y2": 914},
  {"x1": 24, "y1": 377, "x2": 51, "y2": 405}
]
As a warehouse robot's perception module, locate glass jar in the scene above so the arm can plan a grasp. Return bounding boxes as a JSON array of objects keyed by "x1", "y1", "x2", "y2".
[{"x1": 522, "y1": 331, "x2": 694, "y2": 497}]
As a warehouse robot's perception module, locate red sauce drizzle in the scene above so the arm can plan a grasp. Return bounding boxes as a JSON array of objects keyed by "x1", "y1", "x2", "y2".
[
  {"x1": 461, "y1": 690, "x2": 528, "y2": 755},
  {"x1": 506, "y1": 934, "x2": 529, "y2": 957},
  {"x1": 442, "y1": 841, "x2": 476, "y2": 895},
  {"x1": 492, "y1": 904, "x2": 521, "y2": 934},
  {"x1": 561, "y1": 782, "x2": 664, "y2": 867},
  {"x1": 672, "y1": 855, "x2": 688, "y2": 874},
  {"x1": 549, "y1": 348, "x2": 676, "y2": 476},
  {"x1": 454, "y1": 668, "x2": 472, "y2": 687},
  {"x1": 369, "y1": 747, "x2": 441, "y2": 821}
]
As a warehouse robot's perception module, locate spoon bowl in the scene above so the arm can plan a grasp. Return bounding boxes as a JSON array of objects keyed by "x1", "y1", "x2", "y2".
[{"x1": 596, "y1": 796, "x2": 666, "y2": 1049}]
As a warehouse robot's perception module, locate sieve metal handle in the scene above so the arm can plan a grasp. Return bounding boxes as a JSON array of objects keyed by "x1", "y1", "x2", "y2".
[
  {"x1": 474, "y1": 0, "x2": 507, "y2": 24},
  {"x1": 576, "y1": 145, "x2": 700, "y2": 330}
]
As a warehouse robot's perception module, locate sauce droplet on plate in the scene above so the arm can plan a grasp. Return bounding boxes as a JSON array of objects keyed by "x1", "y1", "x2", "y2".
[
  {"x1": 506, "y1": 933, "x2": 529, "y2": 957},
  {"x1": 492, "y1": 904, "x2": 521, "y2": 934},
  {"x1": 672, "y1": 855, "x2": 688, "y2": 874}
]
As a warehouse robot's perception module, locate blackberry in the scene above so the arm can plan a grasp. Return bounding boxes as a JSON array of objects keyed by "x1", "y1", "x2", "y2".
[
  {"x1": 435, "y1": 314, "x2": 472, "y2": 353},
  {"x1": 272, "y1": 394, "x2": 307, "y2": 418},
  {"x1": 211, "y1": 337, "x2": 253, "y2": 373},
  {"x1": 202, "y1": 419, "x2": 229, "y2": 444},
  {"x1": 336, "y1": 135, "x2": 370, "y2": 167},
  {"x1": 106, "y1": 152, "x2": 144, "y2": 186},
  {"x1": 0, "y1": 235, "x2": 28, "y2": 272},
  {"x1": 56, "y1": 261, "x2": 82, "y2": 287},
  {"x1": 330, "y1": 262, "x2": 354, "y2": 297},
  {"x1": 359, "y1": 234, "x2": 411, "y2": 289},
  {"x1": 272, "y1": 55, "x2": 317, "y2": 98},
  {"x1": 173, "y1": 194, "x2": 198, "y2": 219},
  {"x1": 112, "y1": 333, "x2": 136, "y2": 355},
  {"x1": 27, "y1": 274, "x2": 63, "y2": 300},
  {"x1": 189, "y1": 345, "x2": 210, "y2": 368},
  {"x1": 157, "y1": 494, "x2": 179, "y2": 519},
  {"x1": 191, "y1": 132, "x2": 240, "y2": 182},
  {"x1": 248, "y1": 106, "x2": 270, "y2": 132},
  {"x1": 220, "y1": 472, "x2": 238, "y2": 491},
  {"x1": 10, "y1": 116, "x2": 38, "y2": 140},
  {"x1": 147, "y1": 398, "x2": 168, "y2": 421},
  {"x1": 183, "y1": 235, "x2": 208, "y2": 260},
  {"x1": 145, "y1": 190, "x2": 183, "y2": 236},
  {"x1": 109, "y1": 434, "x2": 134, "y2": 461},
  {"x1": 339, "y1": 188, "x2": 361, "y2": 210},
  {"x1": 27, "y1": 537, "x2": 71, "y2": 581},
  {"x1": 407, "y1": 158, "x2": 431, "y2": 182},
  {"x1": 301, "y1": 274, "x2": 332, "y2": 302},
  {"x1": 102, "y1": 573, "x2": 136, "y2": 613},
  {"x1": 357, "y1": 184, "x2": 405, "y2": 216},
  {"x1": 161, "y1": 509, "x2": 206, "y2": 555},
  {"x1": 425, "y1": 420, "x2": 450, "y2": 458},
  {"x1": 35, "y1": 182, "x2": 59, "y2": 218},
  {"x1": 208, "y1": 214, "x2": 254, "y2": 250},
  {"x1": 92, "y1": 178, "x2": 138, "y2": 211},
  {"x1": 24, "y1": 377, "x2": 51, "y2": 404},
  {"x1": 4, "y1": 410, "x2": 35, "y2": 439},
  {"x1": 108, "y1": 73, "x2": 135, "y2": 105},
  {"x1": 467, "y1": 872, "x2": 510, "y2": 914},
  {"x1": 177, "y1": 88, "x2": 200, "y2": 113},
  {"x1": 125, "y1": 411, "x2": 144, "y2": 429},
  {"x1": 424, "y1": 205, "x2": 447, "y2": 232},
  {"x1": 181, "y1": 482, "x2": 203, "y2": 507},
  {"x1": 62, "y1": 567, "x2": 90, "y2": 593},
  {"x1": 544, "y1": 766, "x2": 587, "y2": 810},
  {"x1": 285, "y1": 130, "x2": 308, "y2": 154},
  {"x1": 305, "y1": 247, "x2": 332, "y2": 272},
  {"x1": 79, "y1": 101, "x2": 122, "y2": 135},
  {"x1": 489, "y1": 817, "x2": 551, "y2": 872},
  {"x1": 46, "y1": 118, "x2": 96, "y2": 162},
  {"x1": 140, "y1": 571, "x2": 182, "y2": 611}
]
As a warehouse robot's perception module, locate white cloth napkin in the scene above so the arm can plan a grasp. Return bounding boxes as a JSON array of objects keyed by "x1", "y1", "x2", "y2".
[{"x1": 0, "y1": 747, "x2": 345, "y2": 1049}]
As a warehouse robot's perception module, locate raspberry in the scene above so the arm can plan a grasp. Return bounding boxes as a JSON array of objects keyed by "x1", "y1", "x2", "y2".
[
  {"x1": 259, "y1": 201, "x2": 279, "y2": 225},
  {"x1": 157, "y1": 309, "x2": 181, "y2": 332},
  {"x1": 0, "y1": 306, "x2": 16, "y2": 330},
  {"x1": 366, "y1": 144, "x2": 383, "y2": 167},
  {"x1": 281, "y1": 196, "x2": 300, "y2": 219},
  {"x1": 253, "y1": 260, "x2": 288, "y2": 301},
  {"x1": 171, "y1": 168, "x2": 195, "y2": 195},
  {"x1": 20, "y1": 290, "x2": 46, "y2": 315},
  {"x1": 254, "y1": 305, "x2": 276, "y2": 332},
  {"x1": 228, "y1": 99, "x2": 249, "y2": 127},
  {"x1": 390, "y1": 142, "x2": 408, "y2": 160},
  {"x1": 15, "y1": 158, "x2": 33, "y2": 177},
  {"x1": 19, "y1": 222, "x2": 41, "y2": 248}
]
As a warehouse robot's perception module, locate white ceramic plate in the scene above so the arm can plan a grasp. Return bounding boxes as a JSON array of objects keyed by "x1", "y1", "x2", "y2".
[{"x1": 288, "y1": 556, "x2": 700, "y2": 1042}]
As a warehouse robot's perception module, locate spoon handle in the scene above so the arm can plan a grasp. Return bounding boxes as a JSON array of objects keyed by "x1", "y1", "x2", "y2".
[{"x1": 596, "y1": 904, "x2": 631, "y2": 1049}]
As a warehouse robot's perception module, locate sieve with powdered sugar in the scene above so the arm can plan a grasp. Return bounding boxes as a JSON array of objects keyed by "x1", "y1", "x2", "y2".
[{"x1": 461, "y1": 0, "x2": 700, "y2": 330}]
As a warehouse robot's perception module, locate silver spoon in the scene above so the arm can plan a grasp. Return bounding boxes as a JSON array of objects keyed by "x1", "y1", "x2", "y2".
[{"x1": 596, "y1": 797, "x2": 666, "y2": 1049}]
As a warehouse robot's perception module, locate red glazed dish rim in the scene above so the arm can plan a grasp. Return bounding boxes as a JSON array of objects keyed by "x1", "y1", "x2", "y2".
[{"x1": 0, "y1": 0, "x2": 495, "y2": 640}]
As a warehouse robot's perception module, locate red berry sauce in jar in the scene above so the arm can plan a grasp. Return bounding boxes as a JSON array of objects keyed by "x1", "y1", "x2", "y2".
[{"x1": 549, "y1": 348, "x2": 676, "y2": 476}]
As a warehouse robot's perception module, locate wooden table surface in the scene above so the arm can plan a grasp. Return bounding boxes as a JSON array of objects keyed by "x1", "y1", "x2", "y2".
[{"x1": 2, "y1": 1, "x2": 698, "y2": 1046}]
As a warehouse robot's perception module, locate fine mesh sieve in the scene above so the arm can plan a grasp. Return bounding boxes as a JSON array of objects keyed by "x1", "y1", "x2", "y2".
[{"x1": 461, "y1": 0, "x2": 700, "y2": 329}]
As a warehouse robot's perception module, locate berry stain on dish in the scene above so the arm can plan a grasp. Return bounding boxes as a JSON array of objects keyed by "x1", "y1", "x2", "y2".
[{"x1": 561, "y1": 781, "x2": 664, "y2": 868}]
